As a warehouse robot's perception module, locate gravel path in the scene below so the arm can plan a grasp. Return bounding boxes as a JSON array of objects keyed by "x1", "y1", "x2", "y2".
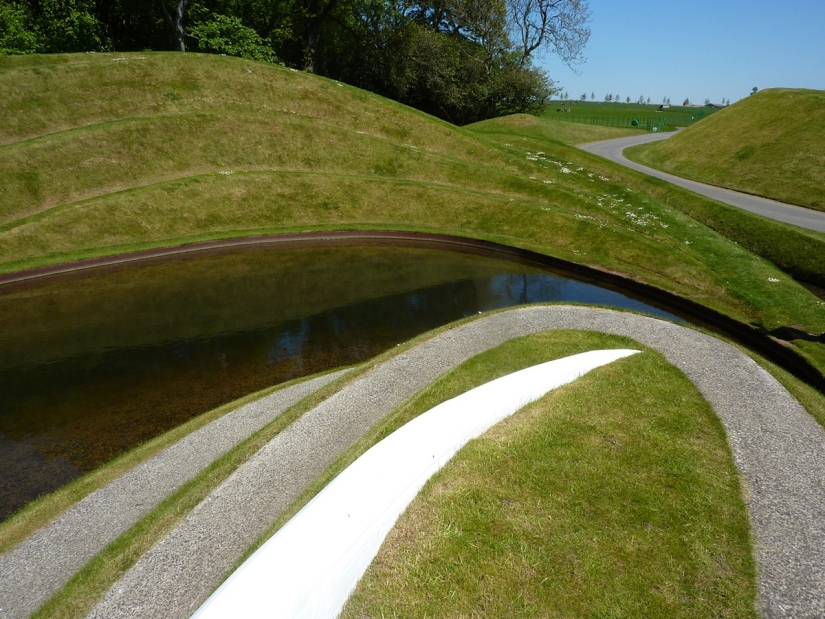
[
  {"x1": 0, "y1": 369, "x2": 350, "y2": 619},
  {"x1": 85, "y1": 306, "x2": 824, "y2": 619},
  {"x1": 580, "y1": 132, "x2": 825, "y2": 233}
]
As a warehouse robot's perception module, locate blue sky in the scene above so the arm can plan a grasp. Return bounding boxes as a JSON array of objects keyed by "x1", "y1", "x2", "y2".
[{"x1": 537, "y1": 0, "x2": 825, "y2": 104}]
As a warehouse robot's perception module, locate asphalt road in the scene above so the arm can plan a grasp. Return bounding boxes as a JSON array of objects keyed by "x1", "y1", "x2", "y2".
[{"x1": 579, "y1": 132, "x2": 825, "y2": 234}]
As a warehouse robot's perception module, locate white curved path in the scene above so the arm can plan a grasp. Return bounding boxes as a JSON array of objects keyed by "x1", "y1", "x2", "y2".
[{"x1": 193, "y1": 350, "x2": 638, "y2": 619}]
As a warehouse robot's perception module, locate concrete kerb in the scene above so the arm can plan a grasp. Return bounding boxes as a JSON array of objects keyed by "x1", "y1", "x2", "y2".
[{"x1": 81, "y1": 305, "x2": 825, "y2": 619}]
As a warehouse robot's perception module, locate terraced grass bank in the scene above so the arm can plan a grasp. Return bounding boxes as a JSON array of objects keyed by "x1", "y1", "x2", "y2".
[
  {"x1": 625, "y1": 89, "x2": 825, "y2": 211},
  {"x1": 1, "y1": 52, "x2": 824, "y2": 377}
]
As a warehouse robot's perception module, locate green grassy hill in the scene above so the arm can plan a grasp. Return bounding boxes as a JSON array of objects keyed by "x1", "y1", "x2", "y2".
[
  {"x1": 1, "y1": 52, "x2": 824, "y2": 363},
  {"x1": 1, "y1": 53, "x2": 824, "y2": 619},
  {"x1": 625, "y1": 89, "x2": 825, "y2": 211}
]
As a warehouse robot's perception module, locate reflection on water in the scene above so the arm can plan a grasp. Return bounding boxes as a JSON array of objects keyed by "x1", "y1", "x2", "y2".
[{"x1": 0, "y1": 245, "x2": 677, "y2": 521}]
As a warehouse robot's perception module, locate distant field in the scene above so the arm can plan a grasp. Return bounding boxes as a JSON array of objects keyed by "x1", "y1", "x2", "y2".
[
  {"x1": 625, "y1": 89, "x2": 825, "y2": 211},
  {"x1": 541, "y1": 100, "x2": 721, "y2": 131}
]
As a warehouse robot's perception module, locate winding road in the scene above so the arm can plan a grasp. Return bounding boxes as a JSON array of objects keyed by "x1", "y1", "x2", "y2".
[{"x1": 580, "y1": 132, "x2": 825, "y2": 234}]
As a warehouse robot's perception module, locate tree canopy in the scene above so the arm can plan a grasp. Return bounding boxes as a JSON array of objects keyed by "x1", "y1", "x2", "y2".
[{"x1": 0, "y1": 0, "x2": 590, "y2": 124}]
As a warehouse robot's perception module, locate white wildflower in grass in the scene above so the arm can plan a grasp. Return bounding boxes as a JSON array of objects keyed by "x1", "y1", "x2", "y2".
[
  {"x1": 576, "y1": 167, "x2": 584, "y2": 171},
  {"x1": 768, "y1": 277, "x2": 780, "y2": 282},
  {"x1": 529, "y1": 176, "x2": 537, "y2": 180},
  {"x1": 504, "y1": 143, "x2": 513, "y2": 146},
  {"x1": 219, "y1": 171, "x2": 235, "y2": 175},
  {"x1": 683, "y1": 240, "x2": 692, "y2": 245},
  {"x1": 356, "y1": 131, "x2": 365, "y2": 134},
  {"x1": 560, "y1": 167, "x2": 572, "y2": 174},
  {"x1": 575, "y1": 214, "x2": 595, "y2": 220},
  {"x1": 290, "y1": 68, "x2": 298, "y2": 72},
  {"x1": 587, "y1": 173, "x2": 594, "y2": 178},
  {"x1": 598, "y1": 175, "x2": 610, "y2": 181},
  {"x1": 543, "y1": 180, "x2": 553, "y2": 185}
]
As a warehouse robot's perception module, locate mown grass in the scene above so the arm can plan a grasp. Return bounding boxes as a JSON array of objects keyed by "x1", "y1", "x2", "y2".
[
  {"x1": 338, "y1": 330, "x2": 756, "y2": 618},
  {"x1": 540, "y1": 100, "x2": 721, "y2": 131},
  {"x1": 1, "y1": 52, "x2": 823, "y2": 354},
  {"x1": 27, "y1": 310, "x2": 488, "y2": 618},
  {"x1": 22, "y1": 309, "x2": 825, "y2": 617},
  {"x1": 624, "y1": 89, "x2": 825, "y2": 211}
]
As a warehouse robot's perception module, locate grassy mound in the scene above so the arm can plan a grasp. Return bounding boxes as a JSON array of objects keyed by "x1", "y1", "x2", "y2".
[
  {"x1": 1, "y1": 52, "x2": 824, "y2": 362},
  {"x1": 342, "y1": 331, "x2": 756, "y2": 618},
  {"x1": 625, "y1": 89, "x2": 825, "y2": 211}
]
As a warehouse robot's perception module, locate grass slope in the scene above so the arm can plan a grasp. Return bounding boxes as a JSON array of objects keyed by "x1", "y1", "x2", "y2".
[
  {"x1": 1, "y1": 52, "x2": 824, "y2": 369},
  {"x1": 625, "y1": 89, "x2": 825, "y2": 211},
  {"x1": 342, "y1": 331, "x2": 756, "y2": 618}
]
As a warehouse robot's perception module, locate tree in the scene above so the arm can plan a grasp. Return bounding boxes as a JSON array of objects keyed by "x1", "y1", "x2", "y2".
[
  {"x1": 590, "y1": 91, "x2": 594, "y2": 100},
  {"x1": 646, "y1": 96, "x2": 650, "y2": 104},
  {"x1": 751, "y1": 86, "x2": 758, "y2": 95},
  {"x1": 32, "y1": 0, "x2": 110, "y2": 52},
  {"x1": 188, "y1": 8, "x2": 278, "y2": 62},
  {"x1": 704, "y1": 97, "x2": 710, "y2": 105},
  {"x1": 0, "y1": 2, "x2": 40, "y2": 54},
  {"x1": 506, "y1": 0, "x2": 590, "y2": 68},
  {"x1": 580, "y1": 92, "x2": 586, "y2": 101},
  {"x1": 160, "y1": 0, "x2": 191, "y2": 51},
  {"x1": 604, "y1": 93, "x2": 611, "y2": 102},
  {"x1": 625, "y1": 95, "x2": 629, "y2": 103}
]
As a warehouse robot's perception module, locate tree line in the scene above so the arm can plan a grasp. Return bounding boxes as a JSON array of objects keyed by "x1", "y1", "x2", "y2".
[{"x1": 0, "y1": 0, "x2": 590, "y2": 125}]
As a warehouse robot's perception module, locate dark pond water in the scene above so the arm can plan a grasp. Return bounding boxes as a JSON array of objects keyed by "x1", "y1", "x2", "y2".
[{"x1": 0, "y1": 244, "x2": 678, "y2": 521}]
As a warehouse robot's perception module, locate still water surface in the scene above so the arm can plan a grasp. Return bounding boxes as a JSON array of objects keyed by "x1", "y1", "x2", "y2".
[{"x1": 0, "y1": 244, "x2": 677, "y2": 521}]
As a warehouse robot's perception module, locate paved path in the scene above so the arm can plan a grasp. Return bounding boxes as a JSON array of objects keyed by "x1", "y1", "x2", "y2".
[
  {"x1": 580, "y1": 132, "x2": 825, "y2": 233},
  {"x1": 83, "y1": 306, "x2": 824, "y2": 619},
  {"x1": 0, "y1": 369, "x2": 350, "y2": 619}
]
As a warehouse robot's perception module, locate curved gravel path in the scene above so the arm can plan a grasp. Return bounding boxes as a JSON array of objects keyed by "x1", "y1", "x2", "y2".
[
  {"x1": 0, "y1": 369, "x2": 351, "y2": 619},
  {"x1": 81, "y1": 306, "x2": 824, "y2": 619},
  {"x1": 580, "y1": 132, "x2": 825, "y2": 233}
]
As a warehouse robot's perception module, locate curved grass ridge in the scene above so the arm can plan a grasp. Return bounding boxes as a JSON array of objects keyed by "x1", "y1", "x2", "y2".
[
  {"x1": 193, "y1": 349, "x2": 639, "y2": 618},
  {"x1": 342, "y1": 331, "x2": 757, "y2": 618},
  {"x1": 625, "y1": 89, "x2": 825, "y2": 212},
  {"x1": 12, "y1": 305, "x2": 825, "y2": 618},
  {"x1": 0, "y1": 52, "x2": 823, "y2": 343}
]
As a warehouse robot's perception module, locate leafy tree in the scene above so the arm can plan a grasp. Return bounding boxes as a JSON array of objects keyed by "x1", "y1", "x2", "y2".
[
  {"x1": 0, "y1": 1, "x2": 40, "y2": 54},
  {"x1": 188, "y1": 7, "x2": 278, "y2": 62},
  {"x1": 751, "y1": 86, "x2": 758, "y2": 95},
  {"x1": 590, "y1": 91, "x2": 594, "y2": 100},
  {"x1": 683, "y1": 97, "x2": 690, "y2": 106},
  {"x1": 625, "y1": 95, "x2": 629, "y2": 103},
  {"x1": 33, "y1": 0, "x2": 110, "y2": 52}
]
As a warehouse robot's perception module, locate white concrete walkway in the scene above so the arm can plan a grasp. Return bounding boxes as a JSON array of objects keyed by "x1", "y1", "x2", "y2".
[{"x1": 193, "y1": 350, "x2": 638, "y2": 619}]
